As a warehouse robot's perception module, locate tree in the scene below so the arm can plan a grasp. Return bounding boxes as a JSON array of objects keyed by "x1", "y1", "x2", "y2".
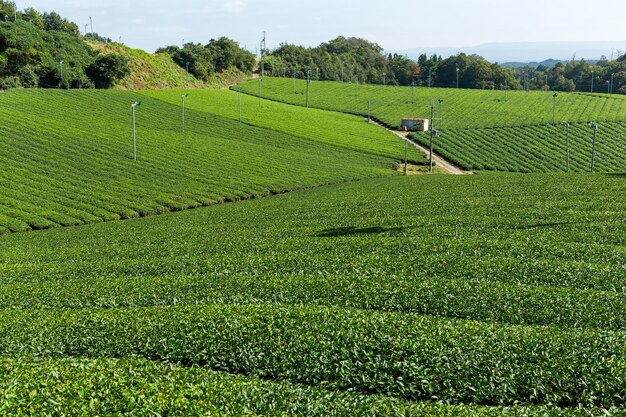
[{"x1": 85, "y1": 54, "x2": 130, "y2": 88}]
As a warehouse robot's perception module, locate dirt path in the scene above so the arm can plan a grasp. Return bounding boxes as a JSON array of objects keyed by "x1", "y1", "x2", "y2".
[{"x1": 369, "y1": 120, "x2": 471, "y2": 175}]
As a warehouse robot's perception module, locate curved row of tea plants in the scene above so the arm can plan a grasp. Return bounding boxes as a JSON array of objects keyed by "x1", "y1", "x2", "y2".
[
  {"x1": 410, "y1": 122, "x2": 626, "y2": 172},
  {"x1": 0, "y1": 88, "x2": 397, "y2": 234},
  {"x1": 1, "y1": 357, "x2": 601, "y2": 416},
  {"x1": 236, "y1": 77, "x2": 626, "y2": 129}
]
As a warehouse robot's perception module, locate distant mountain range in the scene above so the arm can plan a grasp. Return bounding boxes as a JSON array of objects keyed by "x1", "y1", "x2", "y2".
[{"x1": 392, "y1": 41, "x2": 626, "y2": 65}]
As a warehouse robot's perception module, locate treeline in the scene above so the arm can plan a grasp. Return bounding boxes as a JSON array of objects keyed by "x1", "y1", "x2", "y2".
[
  {"x1": 156, "y1": 38, "x2": 255, "y2": 82},
  {"x1": 0, "y1": 1, "x2": 129, "y2": 89},
  {"x1": 264, "y1": 37, "x2": 626, "y2": 94},
  {"x1": 0, "y1": 1, "x2": 254, "y2": 89}
]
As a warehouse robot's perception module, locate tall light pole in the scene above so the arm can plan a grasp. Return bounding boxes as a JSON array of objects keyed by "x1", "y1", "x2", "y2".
[
  {"x1": 562, "y1": 122, "x2": 570, "y2": 172},
  {"x1": 59, "y1": 60, "x2": 64, "y2": 85},
  {"x1": 610, "y1": 73, "x2": 615, "y2": 94},
  {"x1": 590, "y1": 122, "x2": 598, "y2": 172},
  {"x1": 260, "y1": 31, "x2": 266, "y2": 78},
  {"x1": 181, "y1": 94, "x2": 188, "y2": 134},
  {"x1": 306, "y1": 69, "x2": 310, "y2": 108},
  {"x1": 429, "y1": 100, "x2": 435, "y2": 172},
  {"x1": 606, "y1": 80, "x2": 610, "y2": 94},
  {"x1": 456, "y1": 64, "x2": 459, "y2": 88},
  {"x1": 552, "y1": 93, "x2": 558, "y2": 125},
  {"x1": 238, "y1": 87, "x2": 242, "y2": 123},
  {"x1": 89, "y1": 16, "x2": 93, "y2": 34},
  {"x1": 131, "y1": 101, "x2": 141, "y2": 161},
  {"x1": 591, "y1": 70, "x2": 595, "y2": 93},
  {"x1": 438, "y1": 98, "x2": 444, "y2": 130}
]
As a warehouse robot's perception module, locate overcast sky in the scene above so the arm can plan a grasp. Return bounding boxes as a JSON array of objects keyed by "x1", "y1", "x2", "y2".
[{"x1": 19, "y1": 0, "x2": 626, "y2": 54}]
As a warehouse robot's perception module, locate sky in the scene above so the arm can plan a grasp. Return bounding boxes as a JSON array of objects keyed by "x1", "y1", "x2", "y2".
[{"x1": 18, "y1": 0, "x2": 626, "y2": 55}]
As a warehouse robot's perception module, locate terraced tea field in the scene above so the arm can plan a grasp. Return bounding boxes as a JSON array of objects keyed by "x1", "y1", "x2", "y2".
[
  {"x1": 236, "y1": 77, "x2": 626, "y2": 129},
  {"x1": 1, "y1": 174, "x2": 625, "y2": 414},
  {"x1": 0, "y1": 88, "x2": 412, "y2": 234},
  {"x1": 236, "y1": 78, "x2": 626, "y2": 173}
]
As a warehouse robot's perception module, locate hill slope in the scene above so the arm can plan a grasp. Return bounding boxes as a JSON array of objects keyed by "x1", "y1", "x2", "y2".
[{"x1": 0, "y1": 88, "x2": 396, "y2": 234}]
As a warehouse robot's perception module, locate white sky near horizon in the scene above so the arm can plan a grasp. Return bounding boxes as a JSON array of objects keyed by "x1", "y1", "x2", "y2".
[{"x1": 16, "y1": 0, "x2": 626, "y2": 54}]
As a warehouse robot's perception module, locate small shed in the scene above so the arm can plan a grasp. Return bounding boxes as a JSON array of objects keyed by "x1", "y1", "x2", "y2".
[{"x1": 401, "y1": 118, "x2": 429, "y2": 132}]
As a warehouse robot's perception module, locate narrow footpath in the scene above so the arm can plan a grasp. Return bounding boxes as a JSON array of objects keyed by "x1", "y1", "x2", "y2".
[{"x1": 369, "y1": 120, "x2": 471, "y2": 175}]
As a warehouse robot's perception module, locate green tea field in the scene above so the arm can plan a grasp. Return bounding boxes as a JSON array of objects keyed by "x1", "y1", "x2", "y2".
[
  {"x1": 0, "y1": 173, "x2": 625, "y2": 414},
  {"x1": 236, "y1": 78, "x2": 626, "y2": 173},
  {"x1": 0, "y1": 88, "x2": 417, "y2": 234}
]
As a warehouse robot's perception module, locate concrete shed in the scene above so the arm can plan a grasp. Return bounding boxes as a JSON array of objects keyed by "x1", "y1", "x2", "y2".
[{"x1": 401, "y1": 118, "x2": 429, "y2": 132}]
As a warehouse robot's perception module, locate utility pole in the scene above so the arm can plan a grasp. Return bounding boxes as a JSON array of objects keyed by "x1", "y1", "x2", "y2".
[
  {"x1": 181, "y1": 94, "x2": 188, "y2": 134},
  {"x1": 306, "y1": 70, "x2": 310, "y2": 108},
  {"x1": 438, "y1": 98, "x2": 444, "y2": 130},
  {"x1": 429, "y1": 100, "x2": 435, "y2": 172},
  {"x1": 238, "y1": 87, "x2": 242, "y2": 123},
  {"x1": 404, "y1": 139, "x2": 408, "y2": 175},
  {"x1": 590, "y1": 122, "x2": 598, "y2": 172},
  {"x1": 260, "y1": 31, "x2": 266, "y2": 78},
  {"x1": 131, "y1": 101, "x2": 141, "y2": 161},
  {"x1": 562, "y1": 122, "x2": 570, "y2": 172}
]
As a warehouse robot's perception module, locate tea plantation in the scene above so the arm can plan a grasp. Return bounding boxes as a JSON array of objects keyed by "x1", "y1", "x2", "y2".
[
  {"x1": 0, "y1": 88, "x2": 415, "y2": 234},
  {"x1": 236, "y1": 78, "x2": 626, "y2": 173},
  {"x1": 1, "y1": 173, "x2": 625, "y2": 415}
]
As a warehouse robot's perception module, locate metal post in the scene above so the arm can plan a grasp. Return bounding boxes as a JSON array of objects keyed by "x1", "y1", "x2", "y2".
[
  {"x1": 59, "y1": 60, "x2": 64, "y2": 85},
  {"x1": 404, "y1": 139, "x2": 408, "y2": 175},
  {"x1": 131, "y1": 102, "x2": 141, "y2": 161},
  {"x1": 552, "y1": 93, "x2": 557, "y2": 125},
  {"x1": 260, "y1": 31, "x2": 266, "y2": 78},
  {"x1": 293, "y1": 67, "x2": 296, "y2": 93},
  {"x1": 610, "y1": 73, "x2": 615, "y2": 94},
  {"x1": 238, "y1": 87, "x2": 242, "y2": 123},
  {"x1": 456, "y1": 65, "x2": 459, "y2": 89},
  {"x1": 341, "y1": 62, "x2": 344, "y2": 83},
  {"x1": 607, "y1": 81, "x2": 610, "y2": 94},
  {"x1": 411, "y1": 80, "x2": 415, "y2": 104},
  {"x1": 438, "y1": 99, "x2": 443, "y2": 130},
  {"x1": 590, "y1": 122, "x2": 598, "y2": 172},
  {"x1": 563, "y1": 122, "x2": 570, "y2": 172},
  {"x1": 591, "y1": 71, "x2": 594, "y2": 93},
  {"x1": 429, "y1": 100, "x2": 435, "y2": 172},
  {"x1": 306, "y1": 70, "x2": 310, "y2": 108},
  {"x1": 181, "y1": 94, "x2": 188, "y2": 134}
]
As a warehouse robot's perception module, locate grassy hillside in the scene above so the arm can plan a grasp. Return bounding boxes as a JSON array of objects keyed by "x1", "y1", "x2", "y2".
[
  {"x1": 0, "y1": 88, "x2": 397, "y2": 234},
  {"x1": 88, "y1": 41, "x2": 249, "y2": 90},
  {"x1": 0, "y1": 174, "x2": 624, "y2": 413},
  {"x1": 142, "y1": 89, "x2": 427, "y2": 163}
]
